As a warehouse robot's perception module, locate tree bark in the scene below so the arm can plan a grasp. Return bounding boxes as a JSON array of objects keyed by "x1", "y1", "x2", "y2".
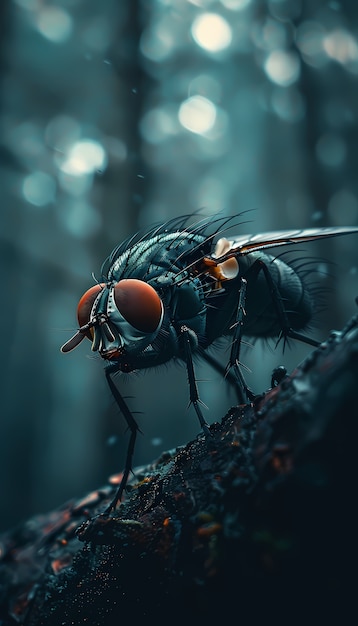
[{"x1": 1, "y1": 315, "x2": 357, "y2": 625}]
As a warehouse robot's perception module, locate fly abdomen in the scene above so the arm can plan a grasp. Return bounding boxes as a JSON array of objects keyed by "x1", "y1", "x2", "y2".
[{"x1": 241, "y1": 252, "x2": 313, "y2": 338}]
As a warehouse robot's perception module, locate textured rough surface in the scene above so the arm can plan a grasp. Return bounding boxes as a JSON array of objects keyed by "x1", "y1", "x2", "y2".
[{"x1": 1, "y1": 316, "x2": 357, "y2": 624}]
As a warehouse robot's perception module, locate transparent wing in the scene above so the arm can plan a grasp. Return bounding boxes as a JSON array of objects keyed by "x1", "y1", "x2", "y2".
[{"x1": 212, "y1": 226, "x2": 358, "y2": 261}]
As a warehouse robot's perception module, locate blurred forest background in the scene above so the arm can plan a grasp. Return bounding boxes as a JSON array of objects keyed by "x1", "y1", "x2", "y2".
[{"x1": 1, "y1": 0, "x2": 357, "y2": 532}]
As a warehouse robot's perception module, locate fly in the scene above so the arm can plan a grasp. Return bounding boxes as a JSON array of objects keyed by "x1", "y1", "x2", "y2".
[{"x1": 61, "y1": 214, "x2": 358, "y2": 513}]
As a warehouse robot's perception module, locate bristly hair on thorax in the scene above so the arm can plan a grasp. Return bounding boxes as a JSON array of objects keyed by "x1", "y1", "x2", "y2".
[{"x1": 100, "y1": 212, "x2": 255, "y2": 283}]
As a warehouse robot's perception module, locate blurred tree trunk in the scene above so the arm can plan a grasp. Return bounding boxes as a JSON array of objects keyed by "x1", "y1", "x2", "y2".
[
  {"x1": 0, "y1": 1, "x2": 152, "y2": 532},
  {"x1": 298, "y1": 1, "x2": 358, "y2": 330},
  {"x1": 93, "y1": 0, "x2": 149, "y2": 257}
]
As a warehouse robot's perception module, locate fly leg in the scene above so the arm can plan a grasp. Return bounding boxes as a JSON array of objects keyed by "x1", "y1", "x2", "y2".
[
  {"x1": 244, "y1": 259, "x2": 321, "y2": 348},
  {"x1": 180, "y1": 325, "x2": 212, "y2": 438},
  {"x1": 200, "y1": 350, "x2": 244, "y2": 403},
  {"x1": 225, "y1": 278, "x2": 255, "y2": 403},
  {"x1": 102, "y1": 363, "x2": 140, "y2": 515}
]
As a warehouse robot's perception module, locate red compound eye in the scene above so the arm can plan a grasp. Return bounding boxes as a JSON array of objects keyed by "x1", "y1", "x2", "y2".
[
  {"x1": 113, "y1": 279, "x2": 163, "y2": 333},
  {"x1": 77, "y1": 284, "x2": 105, "y2": 338}
]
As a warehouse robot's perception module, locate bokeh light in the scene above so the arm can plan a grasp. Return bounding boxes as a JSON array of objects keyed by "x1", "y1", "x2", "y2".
[
  {"x1": 178, "y1": 95, "x2": 217, "y2": 134},
  {"x1": 14, "y1": 0, "x2": 39, "y2": 9},
  {"x1": 264, "y1": 50, "x2": 300, "y2": 86},
  {"x1": 220, "y1": 0, "x2": 252, "y2": 10},
  {"x1": 191, "y1": 13, "x2": 232, "y2": 53},
  {"x1": 188, "y1": 74, "x2": 222, "y2": 102},
  {"x1": 140, "y1": 107, "x2": 178, "y2": 144},
  {"x1": 323, "y1": 29, "x2": 358, "y2": 66},
  {"x1": 22, "y1": 171, "x2": 56, "y2": 207},
  {"x1": 35, "y1": 7, "x2": 73, "y2": 43},
  {"x1": 45, "y1": 116, "x2": 81, "y2": 153},
  {"x1": 59, "y1": 140, "x2": 107, "y2": 176},
  {"x1": 140, "y1": 17, "x2": 177, "y2": 62},
  {"x1": 295, "y1": 21, "x2": 327, "y2": 68}
]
